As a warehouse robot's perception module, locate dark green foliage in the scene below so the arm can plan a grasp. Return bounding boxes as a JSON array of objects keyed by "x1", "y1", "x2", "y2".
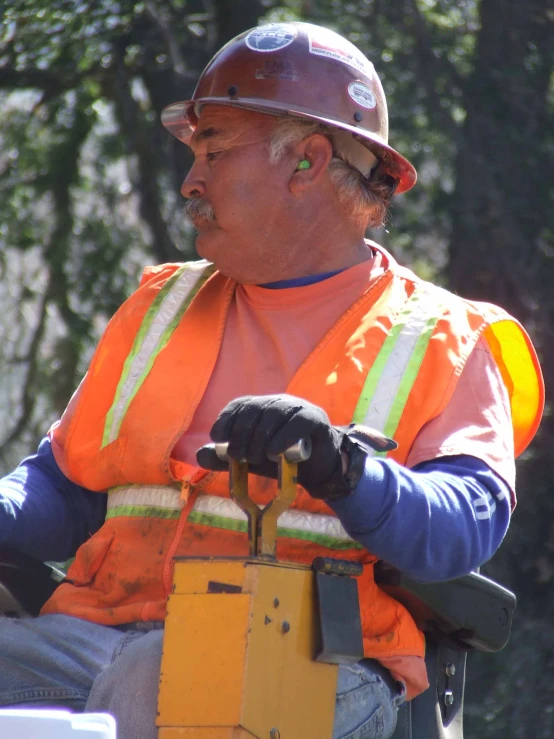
[{"x1": 0, "y1": 0, "x2": 553, "y2": 733}]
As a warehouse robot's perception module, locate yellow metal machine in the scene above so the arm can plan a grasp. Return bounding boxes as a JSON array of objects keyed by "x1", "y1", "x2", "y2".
[{"x1": 157, "y1": 443, "x2": 363, "y2": 739}]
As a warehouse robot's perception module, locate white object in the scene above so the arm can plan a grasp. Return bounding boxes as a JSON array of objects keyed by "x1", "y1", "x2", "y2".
[{"x1": 0, "y1": 709, "x2": 116, "y2": 738}]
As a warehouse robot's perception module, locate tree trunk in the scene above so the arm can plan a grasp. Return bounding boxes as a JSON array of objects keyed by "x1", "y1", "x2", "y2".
[{"x1": 450, "y1": 2, "x2": 554, "y2": 736}]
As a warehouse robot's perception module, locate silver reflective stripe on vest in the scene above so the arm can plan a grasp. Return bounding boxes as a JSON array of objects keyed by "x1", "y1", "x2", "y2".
[
  {"x1": 352, "y1": 283, "x2": 447, "y2": 455},
  {"x1": 106, "y1": 487, "x2": 361, "y2": 550},
  {"x1": 102, "y1": 260, "x2": 214, "y2": 448},
  {"x1": 188, "y1": 495, "x2": 362, "y2": 551},
  {"x1": 106, "y1": 485, "x2": 183, "y2": 520}
]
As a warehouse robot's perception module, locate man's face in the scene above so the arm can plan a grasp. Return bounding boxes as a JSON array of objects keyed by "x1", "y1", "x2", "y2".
[{"x1": 182, "y1": 105, "x2": 293, "y2": 283}]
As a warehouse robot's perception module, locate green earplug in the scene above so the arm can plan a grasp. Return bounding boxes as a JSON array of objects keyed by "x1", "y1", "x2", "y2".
[{"x1": 296, "y1": 160, "x2": 311, "y2": 170}]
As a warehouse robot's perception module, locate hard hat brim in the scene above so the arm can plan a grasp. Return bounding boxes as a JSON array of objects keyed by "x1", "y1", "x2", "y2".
[{"x1": 161, "y1": 98, "x2": 416, "y2": 194}]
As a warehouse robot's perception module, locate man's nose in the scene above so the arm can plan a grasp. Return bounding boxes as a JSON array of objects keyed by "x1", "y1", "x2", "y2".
[{"x1": 181, "y1": 161, "x2": 206, "y2": 198}]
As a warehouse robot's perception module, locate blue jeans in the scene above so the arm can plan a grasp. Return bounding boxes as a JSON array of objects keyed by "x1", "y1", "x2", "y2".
[{"x1": 0, "y1": 615, "x2": 405, "y2": 738}]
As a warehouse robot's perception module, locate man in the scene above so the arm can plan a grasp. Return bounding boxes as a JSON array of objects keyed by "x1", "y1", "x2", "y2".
[{"x1": 0, "y1": 21, "x2": 544, "y2": 739}]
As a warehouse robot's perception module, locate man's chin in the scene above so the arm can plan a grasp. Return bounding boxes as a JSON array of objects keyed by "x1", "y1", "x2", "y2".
[
  {"x1": 194, "y1": 229, "x2": 221, "y2": 261},
  {"x1": 194, "y1": 234, "x2": 246, "y2": 280}
]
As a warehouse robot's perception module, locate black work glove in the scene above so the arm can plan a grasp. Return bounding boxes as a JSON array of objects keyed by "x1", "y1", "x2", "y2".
[{"x1": 196, "y1": 394, "x2": 397, "y2": 500}]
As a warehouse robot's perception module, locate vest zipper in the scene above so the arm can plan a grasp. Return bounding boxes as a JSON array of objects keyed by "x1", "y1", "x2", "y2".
[{"x1": 162, "y1": 468, "x2": 211, "y2": 596}]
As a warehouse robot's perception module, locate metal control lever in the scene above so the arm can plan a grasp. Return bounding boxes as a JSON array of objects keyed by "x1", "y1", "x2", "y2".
[
  {"x1": 213, "y1": 439, "x2": 312, "y2": 559},
  {"x1": 214, "y1": 439, "x2": 312, "y2": 464}
]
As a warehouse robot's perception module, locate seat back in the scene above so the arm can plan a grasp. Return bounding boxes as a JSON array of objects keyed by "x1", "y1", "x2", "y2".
[
  {"x1": 0, "y1": 547, "x2": 63, "y2": 618},
  {"x1": 374, "y1": 562, "x2": 516, "y2": 653}
]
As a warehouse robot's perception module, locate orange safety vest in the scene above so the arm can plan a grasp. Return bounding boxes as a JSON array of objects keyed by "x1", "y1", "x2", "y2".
[{"x1": 43, "y1": 245, "x2": 543, "y2": 663}]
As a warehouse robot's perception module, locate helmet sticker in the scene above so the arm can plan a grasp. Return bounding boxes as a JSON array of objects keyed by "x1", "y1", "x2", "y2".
[
  {"x1": 308, "y1": 28, "x2": 373, "y2": 77},
  {"x1": 255, "y1": 59, "x2": 299, "y2": 81},
  {"x1": 348, "y1": 81, "x2": 376, "y2": 109},
  {"x1": 245, "y1": 24, "x2": 298, "y2": 53}
]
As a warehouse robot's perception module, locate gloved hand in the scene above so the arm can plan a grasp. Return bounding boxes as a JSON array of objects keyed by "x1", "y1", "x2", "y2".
[{"x1": 196, "y1": 394, "x2": 397, "y2": 500}]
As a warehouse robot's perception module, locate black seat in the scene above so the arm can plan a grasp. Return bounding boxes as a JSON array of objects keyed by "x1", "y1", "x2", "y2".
[
  {"x1": 374, "y1": 561, "x2": 516, "y2": 739},
  {"x1": 0, "y1": 547, "x2": 65, "y2": 618}
]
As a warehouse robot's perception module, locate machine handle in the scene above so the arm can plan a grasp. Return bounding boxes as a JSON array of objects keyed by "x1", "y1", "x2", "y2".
[
  {"x1": 214, "y1": 438, "x2": 312, "y2": 464},
  {"x1": 213, "y1": 438, "x2": 311, "y2": 559}
]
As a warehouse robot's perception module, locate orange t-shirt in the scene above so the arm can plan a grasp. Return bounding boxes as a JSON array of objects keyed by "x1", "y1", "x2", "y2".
[{"x1": 173, "y1": 254, "x2": 514, "y2": 489}]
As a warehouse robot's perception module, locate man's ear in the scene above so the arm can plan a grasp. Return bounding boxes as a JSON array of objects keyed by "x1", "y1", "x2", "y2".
[{"x1": 289, "y1": 134, "x2": 333, "y2": 193}]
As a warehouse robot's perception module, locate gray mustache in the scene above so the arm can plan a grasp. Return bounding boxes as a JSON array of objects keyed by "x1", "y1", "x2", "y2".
[{"x1": 183, "y1": 198, "x2": 216, "y2": 223}]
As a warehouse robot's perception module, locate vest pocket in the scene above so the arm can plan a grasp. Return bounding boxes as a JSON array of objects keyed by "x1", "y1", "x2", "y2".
[{"x1": 66, "y1": 531, "x2": 115, "y2": 588}]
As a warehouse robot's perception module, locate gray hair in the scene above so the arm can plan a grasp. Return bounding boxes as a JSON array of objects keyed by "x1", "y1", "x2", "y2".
[{"x1": 268, "y1": 117, "x2": 395, "y2": 228}]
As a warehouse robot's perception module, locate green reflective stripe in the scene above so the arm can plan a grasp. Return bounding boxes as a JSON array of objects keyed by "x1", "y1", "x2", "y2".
[
  {"x1": 106, "y1": 484, "x2": 182, "y2": 518},
  {"x1": 191, "y1": 494, "x2": 353, "y2": 540},
  {"x1": 102, "y1": 261, "x2": 214, "y2": 448},
  {"x1": 188, "y1": 510, "x2": 247, "y2": 534},
  {"x1": 352, "y1": 284, "x2": 446, "y2": 454},
  {"x1": 279, "y1": 527, "x2": 363, "y2": 551},
  {"x1": 106, "y1": 485, "x2": 183, "y2": 515},
  {"x1": 103, "y1": 266, "x2": 187, "y2": 447},
  {"x1": 189, "y1": 495, "x2": 361, "y2": 551},
  {"x1": 352, "y1": 286, "x2": 428, "y2": 425},
  {"x1": 381, "y1": 313, "x2": 438, "y2": 441},
  {"x1": 104, "y1": 487, "x2": 362, "y2": 550},
  {"x1": 352, "y1": 310, "x2": 416, "y2": 426},
  {"x1": 106, "y1": 505, "x2": 181, "y2": 520},
  {"x1": 187, "y1": 510, "x2": 363, "y2": 551}
]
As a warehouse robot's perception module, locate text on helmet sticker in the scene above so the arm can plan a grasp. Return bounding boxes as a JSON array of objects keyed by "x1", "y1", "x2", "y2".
[
  {"x1": 348, "y1": 81, "x2": 376, "y2": 109},
  {"x1": 245, "y1": 24, "x2": 298, "y2": 53},
  {"x1": 308, "y1": 27, "x2": 373, "y2": 77}
]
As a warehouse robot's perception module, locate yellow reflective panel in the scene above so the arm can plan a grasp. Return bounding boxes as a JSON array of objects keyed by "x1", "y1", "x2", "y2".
[{"x1": 485, "y1": 321, "x2": 544, "y2": 456}]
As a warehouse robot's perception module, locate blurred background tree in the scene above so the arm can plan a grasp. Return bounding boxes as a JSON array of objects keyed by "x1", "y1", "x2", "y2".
[{"x1": 0, "y1": 0, "x2": 552, "y2": 735}]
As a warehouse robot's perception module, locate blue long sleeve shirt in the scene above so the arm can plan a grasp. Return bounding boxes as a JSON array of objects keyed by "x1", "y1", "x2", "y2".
[
  {"x1": 0, "y1": 437, "x2": 510, "y2": 581},
  {"x1": 0, "y1": 437, "x2": 106, "y2": 562},
  {"x1": 330, "y1": 453, "x2": 510, "y2": 581}
]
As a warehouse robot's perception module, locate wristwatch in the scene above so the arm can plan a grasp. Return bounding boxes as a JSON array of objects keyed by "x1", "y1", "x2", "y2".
[{"x1": 341, "y1": 424, "x2": 398, "y2": 492}]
